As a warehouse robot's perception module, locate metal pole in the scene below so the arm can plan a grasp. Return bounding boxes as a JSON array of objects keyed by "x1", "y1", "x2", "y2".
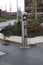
[
  {"x1": 9, "y1": 2, "x2": 12, "y2": 20},
  {"x1": 17, "y1": 0, "x2": 18, "y2": 22}
]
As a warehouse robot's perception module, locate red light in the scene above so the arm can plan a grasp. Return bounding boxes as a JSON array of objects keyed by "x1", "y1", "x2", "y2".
[{"x1": 24, "y1": 22, "x2": 27, "y2": 26}]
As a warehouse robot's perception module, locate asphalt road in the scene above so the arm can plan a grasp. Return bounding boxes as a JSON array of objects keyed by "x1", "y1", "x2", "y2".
[{"x1": 0, "y1": 40, "x2": 43, "y2": 65}]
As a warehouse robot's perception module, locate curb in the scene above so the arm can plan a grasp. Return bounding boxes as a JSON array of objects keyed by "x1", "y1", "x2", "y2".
[{"x1": 0, "y1": 39, "x2": 22, "y2": 45}]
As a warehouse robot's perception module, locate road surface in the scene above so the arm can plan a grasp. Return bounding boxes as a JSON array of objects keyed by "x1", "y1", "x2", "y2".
[{"x1": 0, "y1": 40, "x2": 43, "y2": 65}]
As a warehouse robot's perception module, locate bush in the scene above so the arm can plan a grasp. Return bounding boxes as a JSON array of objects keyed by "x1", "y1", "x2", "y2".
[
  {"x1": 0, "y1": 18, "x2": 7, "y2": 22},
  {"x1": 1, "y1": 20, "x2": 22, "y2": 37},
  {"x1": 1, "y1": 20, "x2": 43, "y2": 38},
  {"x1": 1, "y1": 25, "x2": 15, "y2": 37}
]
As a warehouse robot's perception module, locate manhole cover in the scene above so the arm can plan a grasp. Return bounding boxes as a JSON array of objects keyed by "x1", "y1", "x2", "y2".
[
  {"x1": 0, "y1": 51, "x2": 6, "y2": 56},
  {"x1": 0, "y1": 61, "x2": 11, "y2": 65}
]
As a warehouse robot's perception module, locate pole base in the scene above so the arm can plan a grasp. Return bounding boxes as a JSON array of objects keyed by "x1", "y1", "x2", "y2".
[{"x1": 19, "y1": 46, "x2": 30, "y2": 48}]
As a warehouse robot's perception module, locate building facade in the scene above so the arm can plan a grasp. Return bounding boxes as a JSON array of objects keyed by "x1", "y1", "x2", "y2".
[{"x1": 25, "y1": 0, "x2": 43, "y2": 16}]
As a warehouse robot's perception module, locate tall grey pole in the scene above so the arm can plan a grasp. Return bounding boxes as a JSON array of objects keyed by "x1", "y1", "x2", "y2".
[
  {"x1": 9, "y1": 2, "x2": 12, "y2": 20},
  {"x1": 17, "y1": 0, "x2": 18, "y2": 22}
]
